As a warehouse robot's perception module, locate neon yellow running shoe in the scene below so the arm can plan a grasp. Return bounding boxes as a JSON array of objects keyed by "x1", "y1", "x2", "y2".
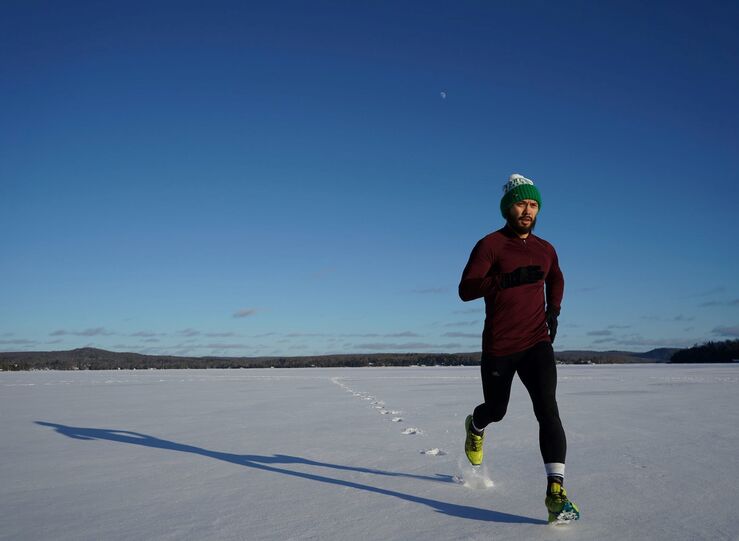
[
  {"x1": 545, "y1": 482, "x2": 580, "y2": 524},
  {"x1": 464, "y1": 415, "x2": 484, "y2": 466}
]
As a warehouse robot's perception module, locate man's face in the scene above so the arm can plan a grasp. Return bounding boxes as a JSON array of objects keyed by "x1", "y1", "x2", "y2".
[{"x1": 506, "y1": 199, "x2": 539, "y2": 235}]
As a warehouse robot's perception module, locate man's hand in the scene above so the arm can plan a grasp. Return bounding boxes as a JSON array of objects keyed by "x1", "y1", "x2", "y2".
[
  {"x1": 546, "y1": 307, "x2": 560, "y2": 343},
  {"x1": 500, "y1": 265, "x2": 544, "y2": 289}
]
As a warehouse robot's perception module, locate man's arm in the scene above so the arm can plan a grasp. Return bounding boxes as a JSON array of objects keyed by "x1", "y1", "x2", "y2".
[
  {"x1": 458, "y1": 239, "x2": 497, "y2": 302},
  {"x1": 544, "y1": 247, "x2": 564, "y2": 343},
  {"x1": 545, "y1": 247, "x2": 564, "y2": 313}
]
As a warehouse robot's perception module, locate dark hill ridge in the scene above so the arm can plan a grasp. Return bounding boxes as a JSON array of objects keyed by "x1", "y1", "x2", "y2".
[
  {"x1": 554, "y1": 348, "x2": 679, "y2": 364},
  {"x1": 0, "y1": 346, "x2": 680, "y2": 371}
]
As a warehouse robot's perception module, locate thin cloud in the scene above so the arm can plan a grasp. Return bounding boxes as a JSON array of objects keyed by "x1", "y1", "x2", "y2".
[
  {"x1": 205, "y1": 332, "x2": 239, "y2": 337},
  {"x1": 205, "y1": 343, "x2": 250, "y2": 349},
  {"x1": 444, "y1": 320, "x2": 480, "y2": 328},
  {"x1": 639, "y1": 315, "x2": 695, "y2": 322},
  {"x1": 572, "y1": 286, "x2": 601, "y2": 293},
  {"x1": 453, "y1": 307, "x2": 481, "y2": 314},
  {"x1": 131, "y1": 331, "x2": 166, "y2": 337},
  {"x1": 0, "y1": 338, "x2": 37, "y2": 345},
  {"x1": 688, "y1": 286, "x2": 726, "y2": 298},
  {"x1": 135, "y1": 342, "x2": 256, "y2": 353},
  {"x1": 587, "y1": 330, "x2": 613, "y2": 337},
  {"x1": 611, "y1": 335, "x2": 699, "y2": 348},
  {"x1": 179, "y1": 329, "x2": 201, "y2": 337},
  {"x1": 412, "y1": 287, "x2": 448, "y2": 295},
  {"x1": 233, "y1": 308, "x2": 258, "y2": 318},
  {"x1": 712, "y1": 325, "x2": 739, "y2": 337},
  {"x1": 699, "y1": 298, "x2": 739, "y2": 307},
  {"x1": 442, "y1": 332, "x2": 479, "y2": 338},
  {"x1": 50, "y1": 328, "x2": 114, "y2": 337},
  {"x1": 353, "y1": 342, "x2": 461, "y2": 351},
  {"x1": 339, "y1": 332, "x2": 423, "y2": 338}
]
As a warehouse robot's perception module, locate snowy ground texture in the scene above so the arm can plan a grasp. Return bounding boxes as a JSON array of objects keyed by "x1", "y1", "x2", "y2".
[{"x1": 2, "y1": 364, "x2": 738, "y2": 541}]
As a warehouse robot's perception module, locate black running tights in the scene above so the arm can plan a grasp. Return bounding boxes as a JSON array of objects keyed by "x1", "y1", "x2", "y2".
[{"x1": 472, "y1": 340, "x2": 566, "y2": 464}]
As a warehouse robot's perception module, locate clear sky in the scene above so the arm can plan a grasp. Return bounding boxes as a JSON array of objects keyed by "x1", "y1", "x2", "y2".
[{"x1": 2, "y1": 1, "x2": 738, "y2": 357}]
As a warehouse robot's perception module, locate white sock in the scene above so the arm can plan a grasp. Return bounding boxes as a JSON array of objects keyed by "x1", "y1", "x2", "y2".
[{"x1": 545, "y1": 462, "x2": 565, "y2": 480}]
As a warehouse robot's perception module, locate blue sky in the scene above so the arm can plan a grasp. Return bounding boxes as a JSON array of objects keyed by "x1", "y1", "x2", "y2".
[{"x1": 2, "y1": 1, "x2": 738, "y2": 357}]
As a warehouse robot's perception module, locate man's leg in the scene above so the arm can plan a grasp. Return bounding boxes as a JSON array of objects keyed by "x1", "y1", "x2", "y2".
[
  {"x1": 464, "y1": 351, "x2": 518, "y2": 466},
  {"x1": 473, "y1": 351, "x2": 518, "y2": 429},
  {"x1": 517, "y1": 341, "x2": 579, "y2": 522},
  {"x1": 516, "y1": 341, "x2": 566, "y2": 468}
]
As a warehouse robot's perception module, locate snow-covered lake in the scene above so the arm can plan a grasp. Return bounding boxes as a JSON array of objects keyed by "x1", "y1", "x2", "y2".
[{"x1": 2, "y1": 364, "x2": 737, "y2": 541}]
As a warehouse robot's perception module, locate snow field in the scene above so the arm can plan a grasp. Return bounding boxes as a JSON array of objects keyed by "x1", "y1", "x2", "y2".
[{"x1": 1, "y1": 365, "x2": 738, "y2": 540}]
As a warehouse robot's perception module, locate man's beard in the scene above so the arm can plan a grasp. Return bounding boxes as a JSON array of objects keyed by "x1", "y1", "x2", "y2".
[{"x1": 507, "y1": 215, "x2": 537, "y2": 235}]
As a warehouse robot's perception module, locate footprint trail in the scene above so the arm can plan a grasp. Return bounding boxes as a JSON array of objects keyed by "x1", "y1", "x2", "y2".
[{"x1": 330, "y1": 376, "x2": 492, "y2": 488}]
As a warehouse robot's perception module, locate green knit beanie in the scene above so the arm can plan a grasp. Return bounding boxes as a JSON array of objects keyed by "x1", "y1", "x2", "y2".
[{"x1": 500, "y1": 173, "x2": 542, "y2": 218}]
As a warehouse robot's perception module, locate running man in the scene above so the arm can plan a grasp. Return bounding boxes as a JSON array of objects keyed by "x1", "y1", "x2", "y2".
[{"x1": 458, "y1": 173, "x2": 579, "y2": 524}]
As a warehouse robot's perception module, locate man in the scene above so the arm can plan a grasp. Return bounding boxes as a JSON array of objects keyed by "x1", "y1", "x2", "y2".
[{"x1": 458, "y1": 173, "x2": 579, "y2": 524}]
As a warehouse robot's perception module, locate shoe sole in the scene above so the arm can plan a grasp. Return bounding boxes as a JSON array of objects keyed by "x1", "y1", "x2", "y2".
[{"x1": 547, "y1": 502, "x2": 580, "y2": 524}]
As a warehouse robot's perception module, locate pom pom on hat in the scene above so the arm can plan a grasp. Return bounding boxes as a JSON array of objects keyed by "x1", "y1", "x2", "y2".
[{"x1": 500, "y1": 173, "x2": 542, "y2": 218}]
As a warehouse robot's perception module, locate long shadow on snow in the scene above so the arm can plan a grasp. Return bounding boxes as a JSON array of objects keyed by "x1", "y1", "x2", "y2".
[{"x1": 36, "y1": 421, "x2": 544, "y2": 525}]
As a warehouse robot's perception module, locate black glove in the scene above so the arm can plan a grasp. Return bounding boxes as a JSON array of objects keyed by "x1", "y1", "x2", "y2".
[
  {"x1": 500, "y1": 265, "x2": 544, "y2": 289},
  {"x1": 546, "y1": 307, "x2": 560, "y2": 343}
]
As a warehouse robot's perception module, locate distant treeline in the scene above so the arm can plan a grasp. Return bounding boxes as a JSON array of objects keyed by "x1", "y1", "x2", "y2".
[
  {"x1": 0, "y1": 348, "x2": 481, "y2": 371},
  {"x1": 0, "y1": 345, "x2": 680, "y2": 371},
  {"x1": 670, "y1": 340, "x2": 739, "y2": 363}
]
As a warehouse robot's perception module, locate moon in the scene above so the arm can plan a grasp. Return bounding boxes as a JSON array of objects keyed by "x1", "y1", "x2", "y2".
[{"x1": 440, "y1": 91, "x2": 447, "y2": 99}]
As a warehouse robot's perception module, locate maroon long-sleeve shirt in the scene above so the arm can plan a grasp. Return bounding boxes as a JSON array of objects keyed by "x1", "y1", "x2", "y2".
[{"x1": 458, "y1": 225, "x2": 564, "y2": 357}]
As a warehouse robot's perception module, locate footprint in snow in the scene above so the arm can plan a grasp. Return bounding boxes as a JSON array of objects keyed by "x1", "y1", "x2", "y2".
[{"x1": 420, "y1": 448, "x2": 446, "y2": 456}]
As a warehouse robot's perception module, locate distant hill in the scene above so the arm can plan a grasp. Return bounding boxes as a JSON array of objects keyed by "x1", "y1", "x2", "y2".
[
  {"x1": 0, "y1": 346, "x2": 681, "y2": 371},
  {"x1": 636, "y1": 348, "x2": 681, "y2": 361},
  {"x1": 555, "y1": 348, "x2": 680, "y2": 364}
]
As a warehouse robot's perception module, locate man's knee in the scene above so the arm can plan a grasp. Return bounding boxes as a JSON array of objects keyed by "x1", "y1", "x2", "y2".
[
  {"x1": 477, "y1": 402, "x2": 508, "y2": 423},
  {"x1": 490, "y1": 406, "x2": 507, "y2": 422},
  {"x1": 532, "y1": 398, "x2": 561, "y2": 426}
]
